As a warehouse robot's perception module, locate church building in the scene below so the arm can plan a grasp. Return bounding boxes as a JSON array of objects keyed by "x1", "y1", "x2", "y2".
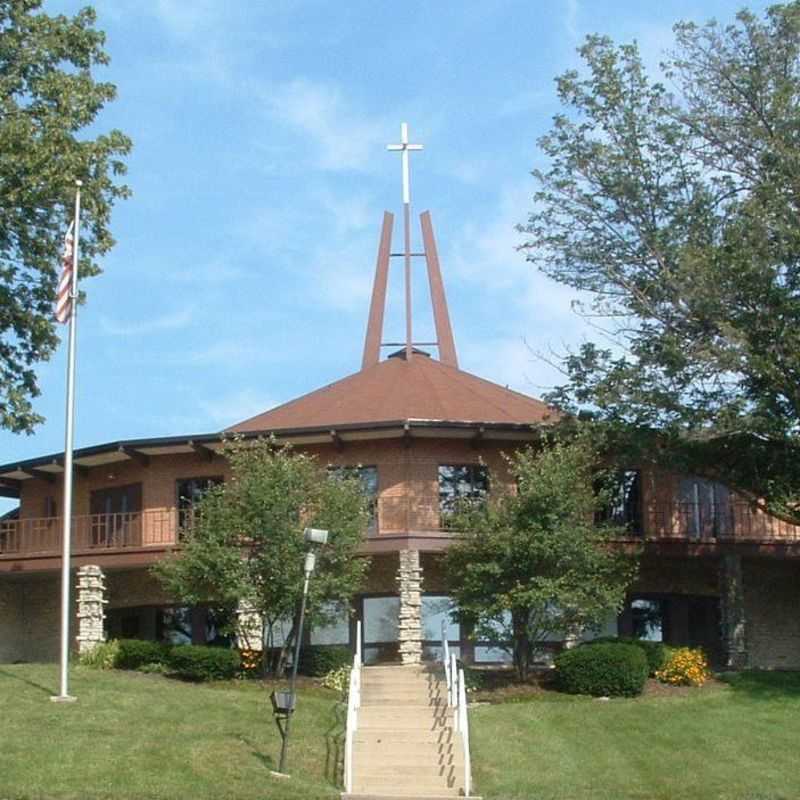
[{"x1": 1, "y1": 127, "x2": 799, "y2": 669}]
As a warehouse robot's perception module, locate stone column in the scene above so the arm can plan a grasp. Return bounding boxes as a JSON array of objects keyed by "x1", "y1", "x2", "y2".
[
  {"x1": 719, "y1": 553, "x2": 748, "y2": 669},
  {"x1": 236, "y1": 601, "x2": 263, "y2": 651},
  {"x1": 75, "y1": 565, "x2": 107, "y2": 653},
  {"x1": 397, "y1": 549, "x2": 423, "y2": 665}
]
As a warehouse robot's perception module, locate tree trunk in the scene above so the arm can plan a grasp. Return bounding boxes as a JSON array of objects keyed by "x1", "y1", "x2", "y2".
[{"x1": 512, "y1": 610, "x2": 531, "y2": 681}]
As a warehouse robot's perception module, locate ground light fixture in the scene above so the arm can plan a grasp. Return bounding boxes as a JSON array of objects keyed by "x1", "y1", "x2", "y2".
[{"x1": 272, "y1": 526, "x2": 329, "y2": 776}]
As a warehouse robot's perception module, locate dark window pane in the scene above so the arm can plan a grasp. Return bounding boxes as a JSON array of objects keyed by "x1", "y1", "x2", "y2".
[
  {"x1": 159, "y1": 606, "x2": 193, "y2": 645},
  {"x1": 438, "y1": 464, "x2": 489, "y2": 515},
  {"x1": 328, "y1": 465, "x2": 379, "y2": 533},
  {"x1": 598, "y1": 470, "x2": 642, "y2": 534},
  {"x1": 630, "y1": 598, "x2": 664, "y2": 642},
  {"x1": 679, "y1": 477, "x2": 731, "y2": 537},
  {"x1": 205, "y1": 607, "x2": 234, "y2": 647},
  {"x1": 176, "y1": 476, "x2": 223, "y2": 528}
]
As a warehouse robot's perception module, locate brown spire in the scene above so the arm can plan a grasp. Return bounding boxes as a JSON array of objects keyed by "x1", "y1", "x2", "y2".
[
  {"x1": 421, "y1": 211, "x2": 458, "y2": 368},
  {"x1": 361, "y1": 212, "x2": 393, "y2": 370},
  {"x1": 362, "y1": 123, "x2": 459, "y2": 371},
  {"x1": 360, "y1": 210, "x2": 459, "y2": 370}
]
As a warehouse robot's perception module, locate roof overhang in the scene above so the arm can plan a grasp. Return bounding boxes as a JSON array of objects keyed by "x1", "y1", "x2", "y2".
[{"x1": 0, "y1": 419, "x2": 547, "y2": 498}]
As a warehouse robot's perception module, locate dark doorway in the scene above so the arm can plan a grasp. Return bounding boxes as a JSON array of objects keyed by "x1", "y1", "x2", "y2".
[{"x1": 89, "y1": 483, "x2": 142, "y2": 547}]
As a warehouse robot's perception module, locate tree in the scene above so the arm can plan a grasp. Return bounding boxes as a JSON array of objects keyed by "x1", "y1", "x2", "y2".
[
  {"x1": 444, "y1": 430, "x2": 636, "y2": 680},
  {"x1": 154, "y1": 438, "x2": 370, "y2": 675},
  {"x1": 521, "y1": 3, "x2": 800, "y2": 519},
  {"x1": 0, "y1": 1, "x2": 131, "y2": 433}
]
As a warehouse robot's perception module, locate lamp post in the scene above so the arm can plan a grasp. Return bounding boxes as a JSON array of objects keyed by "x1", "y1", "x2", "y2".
[{"x1": 273, "y1": 527, "x2": 328, "y2": 776}]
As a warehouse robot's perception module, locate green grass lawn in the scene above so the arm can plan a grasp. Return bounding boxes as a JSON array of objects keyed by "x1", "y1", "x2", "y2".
[
  {"x1": 470, "y1": 671, "x2": 800, "y2": 800},
  {"x1": 3, "y1": 666, "x2": 799, "y2": 800},
  {"x1": 0, "y1": 664, "x2": 342, "y2": 800}
]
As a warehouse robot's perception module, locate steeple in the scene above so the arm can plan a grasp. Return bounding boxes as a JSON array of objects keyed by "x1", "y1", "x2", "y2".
[{"x1": 361, "y1": 123, "x2": 459, "y2": 371}]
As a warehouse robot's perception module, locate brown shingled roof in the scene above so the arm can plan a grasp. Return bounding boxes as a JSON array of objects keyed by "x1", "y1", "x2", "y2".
[{"x1": 229, "y1": 352, "x2": 556, "y2": 433}]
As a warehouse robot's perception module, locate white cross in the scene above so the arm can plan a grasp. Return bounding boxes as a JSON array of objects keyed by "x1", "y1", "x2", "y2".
[{"x1": 387, "y1": 122, "x2": 423, "y2": 205}]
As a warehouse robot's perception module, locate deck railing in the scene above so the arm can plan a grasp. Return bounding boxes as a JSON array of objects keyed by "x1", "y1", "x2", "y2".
[
  {"x1": 2, "y1": 498, "x2": 799, "y2": 559},
  {"x1": 0, "y1": 509, "x2": 179, "y2": 556}
]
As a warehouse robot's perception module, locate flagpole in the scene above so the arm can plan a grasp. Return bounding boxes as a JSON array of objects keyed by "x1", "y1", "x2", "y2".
[{"x1": 52, "y1": 180, "x2": 82, "y2": 704}]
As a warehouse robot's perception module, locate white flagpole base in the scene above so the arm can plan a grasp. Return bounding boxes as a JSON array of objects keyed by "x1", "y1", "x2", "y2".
[{"x1": 50, "y1": 695, "x2": 77, "y2": 703}]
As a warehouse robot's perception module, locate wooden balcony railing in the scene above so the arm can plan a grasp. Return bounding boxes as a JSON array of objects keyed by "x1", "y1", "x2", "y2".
[
  {"x1": 0, "y1": 509, "x2": 179, "y2": 557},
  {"x1": 642, "y1": 501, "x2": 800, "y2": 541},
  {"x1": 1, "y1": 498, "x2": 799, "y2": 559}
]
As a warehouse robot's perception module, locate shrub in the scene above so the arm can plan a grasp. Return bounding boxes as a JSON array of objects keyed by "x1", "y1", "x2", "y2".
[
  {"x1": 238, "y1": 648, "x2": 262, "y2": 676},
  {"x1": 656, "y1": 647, "x2": 711, "y2": 687},
  {"x1": 321, "y1": 665, "x2": 351, "y2": 696},
  {"x1": 298, "y1": 645, "x2": 352, "y2": 677},
  {"x1": 115, "y1": 639, "x2": 170, "y2": 671},
  {"x1": 555, "y1": 642, "x2": 648, "y2": 697},
  {"x1": 590, "y1": 636, "x2": 669, "y2": 676},
  {"x1": 79, "y1": 640, "x2": 120, "y2": 670},
  {"x1": 167, "y1": 645, "x2": 240, "y2": 681}
]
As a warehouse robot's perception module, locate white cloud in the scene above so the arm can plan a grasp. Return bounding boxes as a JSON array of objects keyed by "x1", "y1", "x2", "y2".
[
  {"x1": 565, "y1": 0, "x2": 580, "y2": 42},
  {"x1": 264, "y1": 79, "x2": 386, "y2": 171},
  {"x1": 100, "y1": 308, "x2": 193, "y2": 337}
]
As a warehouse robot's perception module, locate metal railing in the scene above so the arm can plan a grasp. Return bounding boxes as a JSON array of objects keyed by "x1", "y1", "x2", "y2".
[
  {"x1": 441, "y1": 622, "x2": 471, "y2": 797},
  {"x1": 343, "y1": 619, "x2": 362, "y2": 794}
]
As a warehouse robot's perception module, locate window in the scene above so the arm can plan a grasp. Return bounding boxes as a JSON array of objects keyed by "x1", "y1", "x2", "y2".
[
  {"x1": 176, "y1": 476, "x2": 223, "y2": 528},
  {"x1": 678, "y1": 477, "x2": 731, "y2": 538},
  {"x1": 328, "y1": 465, "x2": 379, "y2": 533},
  {"x1": 630, "y1": 598, "x2": 665, "y2": 642},
  {"x1": 438, "y1": 464, "x2": 489, "y2": 516},
  {"x1": 310, "y1": 601, "x2": 350, "y2": 646},
  {"x1": 598, "y1": 470, "x2": 642, "y2": 534}
]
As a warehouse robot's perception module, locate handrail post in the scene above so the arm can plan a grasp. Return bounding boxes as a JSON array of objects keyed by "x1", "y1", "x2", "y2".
[
  {"x1": 458, "y1": 667, "x2": 471, "y2": 797},
  {"x1": 344, "y1": 618, "x2": 363, "y2": 793}
]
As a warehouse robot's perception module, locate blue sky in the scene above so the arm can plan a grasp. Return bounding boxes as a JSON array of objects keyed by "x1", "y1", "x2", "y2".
[{"x1": 0, "y1": 0, "x2": 771, "y2": 502}]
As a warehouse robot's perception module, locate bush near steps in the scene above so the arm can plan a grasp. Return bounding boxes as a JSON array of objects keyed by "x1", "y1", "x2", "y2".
[
  {"x1": 555, "y1": 642, "x2": 649, "y2": 697},
  {"x1": 80, "y1": 639, "x2": 239, "y2": 681}
]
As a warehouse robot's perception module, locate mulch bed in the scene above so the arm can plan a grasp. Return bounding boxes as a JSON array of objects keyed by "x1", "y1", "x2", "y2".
[{"x1": 469, "y1": 668, "x2": 727, "y2": 703}]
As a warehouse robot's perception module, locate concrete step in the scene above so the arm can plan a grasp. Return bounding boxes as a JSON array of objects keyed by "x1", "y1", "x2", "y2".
[
  {"x1": 351, "y1": 783, "x2": 461, "y2": 797},
  {"x1": 359, "y1": 719, "x2": 449, "y2": 731},
  {"x1": 353, "y1": 728, "x2": 454, "y2": 748},
  {"x1": 360, "y1": 696, "x2": 446, "y2": 707},
  {"x1": 358, "y1": 708, "x2": 448, "y2": 720},
  {"x1": 361, "y1": 683, "x2": 445, "y2": 694},
  {"x1": 342, "y1": 795, "x2": 480, "y2": 800}
]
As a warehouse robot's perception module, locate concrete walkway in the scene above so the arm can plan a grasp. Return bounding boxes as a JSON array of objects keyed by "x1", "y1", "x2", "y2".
[{"x1": 342, "y1": 664, "x2": 475, "y2": 800}]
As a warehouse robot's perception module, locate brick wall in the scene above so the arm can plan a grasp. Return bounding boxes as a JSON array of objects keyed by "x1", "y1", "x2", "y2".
[
  {"x1": 0, "y1": 574, "x2": 74, "y2": 662},
  {"x1": 744, "y1": 559, "x2": 800, "y2": 669}
]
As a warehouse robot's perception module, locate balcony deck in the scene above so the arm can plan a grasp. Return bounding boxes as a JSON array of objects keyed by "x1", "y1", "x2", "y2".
[{"x1": 1, "y1": 499, "x2": 798, "y2": 566}]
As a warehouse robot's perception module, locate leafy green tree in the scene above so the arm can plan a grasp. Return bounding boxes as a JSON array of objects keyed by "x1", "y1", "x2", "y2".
[
  {"x1": 154, "y1": 438, "x2": 370, "y2": 675},
  {"x1": 0, "y1": 1, "x2": 131, "y2": 432},
  {"x1": 445, "y1": 430, "x2": 636, "y2": 680},
  {"x1": 521, "y1": 3, "x2": 800, "y2": 519}
]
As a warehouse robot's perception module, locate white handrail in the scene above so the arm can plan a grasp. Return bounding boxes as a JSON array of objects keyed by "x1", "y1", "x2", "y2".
[
  {"x1": 441, "y1": 620, "x2": 451, "y2": 697},
  {"x1": 438, "y1": 624, "x2": 472, "y2": 796},
  {"x1": 450, "y1": 652, "x2": 458, "y2": 710},
  {"x1": 458, "y1": 667, "x2": 472, "y2": 797},
  {"x1": 344, "y1": 619, "x2": 362, "y2": 793}
]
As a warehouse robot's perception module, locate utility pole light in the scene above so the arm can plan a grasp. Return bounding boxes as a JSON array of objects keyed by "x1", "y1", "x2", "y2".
[{"x1": 272, "y1": 527, "x2": 329, "y2": 777}]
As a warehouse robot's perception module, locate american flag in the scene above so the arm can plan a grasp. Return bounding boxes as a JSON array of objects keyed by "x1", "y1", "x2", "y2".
[{"x1": 55, "y1": 221, "x2": 75, "y2": 324}]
